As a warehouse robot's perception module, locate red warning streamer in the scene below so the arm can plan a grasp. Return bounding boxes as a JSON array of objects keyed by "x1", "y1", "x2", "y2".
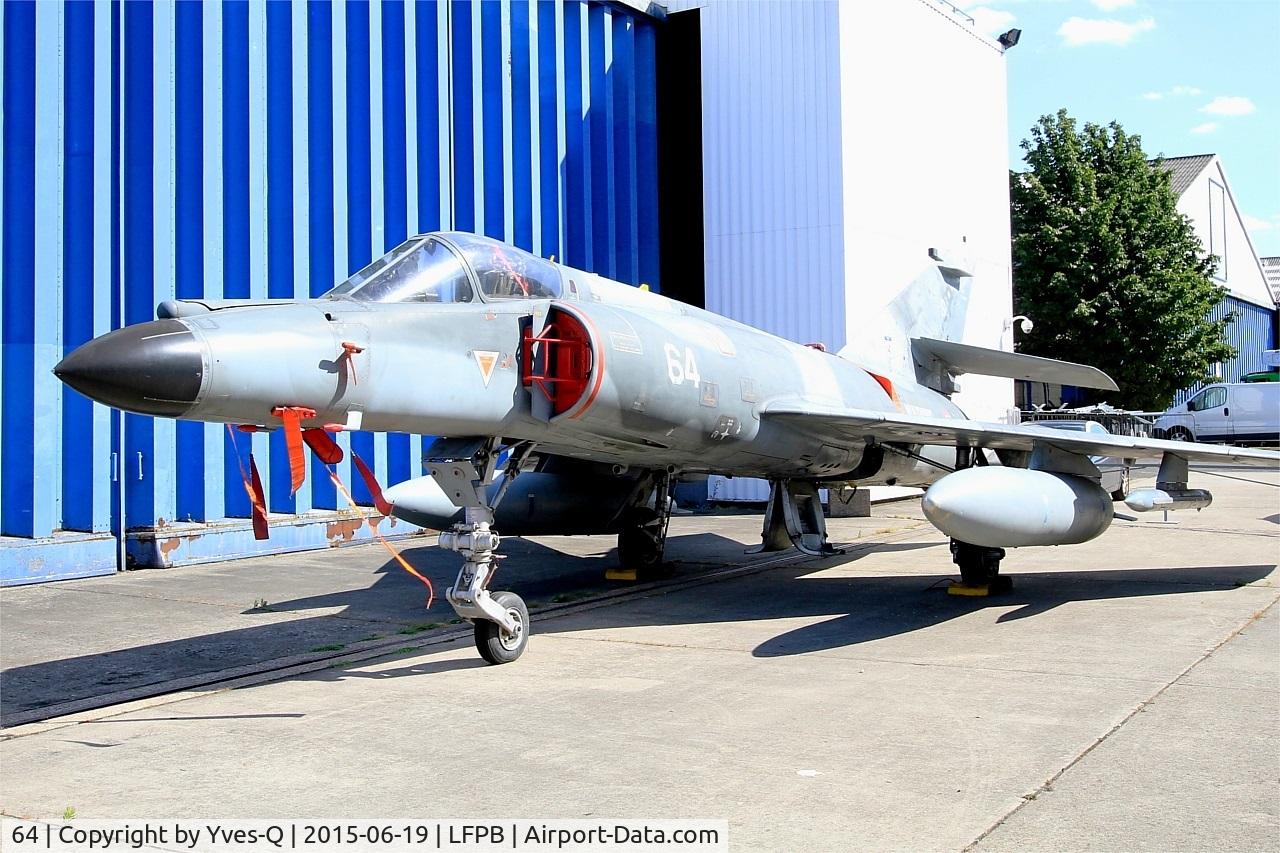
[
  {"x1": 303, "y1": 427, "x2": 344, "y2": 464},
  {"x1": 328, "y1": 461, "x2": 434, "y2": 609},
  {"x1": 229, "y1": 416, "x2": 432, "y2": 606},
  {"x1": 226, "y1": 424, "x2": 270, "y2": 540},
  {"x1": 272, "y1": 406, "x2": 317, "y2": 496},
  {"x1": 352, "y1": 453, "x2": 394, "y2": 517}
]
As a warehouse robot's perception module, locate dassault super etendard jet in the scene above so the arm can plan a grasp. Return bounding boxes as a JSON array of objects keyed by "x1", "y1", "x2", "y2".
[{"x1": 55, "y1": 232, "x2": 1279, "y2": 664}]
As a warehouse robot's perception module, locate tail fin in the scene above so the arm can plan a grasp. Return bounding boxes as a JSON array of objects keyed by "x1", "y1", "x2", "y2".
[
  {"x1": 836, "y1": 250, "x2": 1117, "y2": 395},
  {"x1": 837, "y1": 249, "x2": 972, "y2": 385}
]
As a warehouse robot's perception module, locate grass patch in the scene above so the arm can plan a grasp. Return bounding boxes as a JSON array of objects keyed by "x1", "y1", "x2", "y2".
[
  {"x1": 551, "y1": 590, "x2": 593, "y2": 604},
  {"x1": 309, "y1": 643, "x2": 345, "y2": 653},
  {"x1": 397, "y1": 621, "x2": 443, "y2": 635}
]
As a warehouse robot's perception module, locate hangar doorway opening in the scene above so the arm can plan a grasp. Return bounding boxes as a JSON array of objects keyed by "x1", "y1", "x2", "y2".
[{"x1": 657, "y1": 9, "x2": 705, "y2": 310}]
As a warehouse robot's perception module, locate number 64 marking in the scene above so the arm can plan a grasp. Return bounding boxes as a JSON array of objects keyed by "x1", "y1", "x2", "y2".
[{"x1": 664, "y1": 343, "x2": 702, "y2": 386}]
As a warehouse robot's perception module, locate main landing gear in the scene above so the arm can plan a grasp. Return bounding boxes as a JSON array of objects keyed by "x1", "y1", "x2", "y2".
[
  {"x1": 615, "y1": 472, "x2": 674, "y2": 578},
  {"x1": 750, "y1": 479, "x2": 844, "y2": 557},
  {"x1": 948, "y1": 539, "x2": 1011, "y2": 595},
  {"x1": 428, "y1": 438, "x2": 533, "y2": 665}
]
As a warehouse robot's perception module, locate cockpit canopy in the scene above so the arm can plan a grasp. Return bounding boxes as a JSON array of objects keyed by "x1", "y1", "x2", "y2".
[{"x1": 323, "y1": 233, "x2": 562, "y2": 304}]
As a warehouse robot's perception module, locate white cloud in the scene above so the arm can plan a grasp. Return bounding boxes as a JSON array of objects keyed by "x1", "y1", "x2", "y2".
[
  {"x1": 1242, "y1": 213, "x2": 1273, "y2": 233},
  {"x1": 970, "y1": 6, "x2": 1017, "y2": 36},
  {"x1": 1190, "y1": 122, "x2": 1219, "y2": 135},
  {"x1": 1142, "y1": 85, "x2": 1201, "y2": 101},
  {"x1": 1200, "y1": 96, "x2": 1257, "y2": 116},
  {"x1": 1058, "y1": 16, "x2": 1156, "y2": 46},
  {"x1": 1092, "y1": 0, "x2": 1135, "y2": 10}
]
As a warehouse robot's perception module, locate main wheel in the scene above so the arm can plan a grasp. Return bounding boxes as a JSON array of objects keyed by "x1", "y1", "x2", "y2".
[
  {"x1": 617, "y1": 509, "x2": 667, "y2": 577},
  {"x1": 952, "y1": 540, "x2": 1005, "y2": 587},
  {"x1": 474, "y1": 591, "x2": 529, "y2": 665},
  {"x1": 958, "y1": 553, "x2": 997, "y2": 587}
]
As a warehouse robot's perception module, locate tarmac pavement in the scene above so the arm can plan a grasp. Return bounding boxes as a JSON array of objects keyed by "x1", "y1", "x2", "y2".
[{"x1": 1, "y1": 466, "x2": 1277, "y2": 851}]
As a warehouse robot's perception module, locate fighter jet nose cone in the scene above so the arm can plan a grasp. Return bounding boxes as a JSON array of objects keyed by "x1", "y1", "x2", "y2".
[{"x1": 54, "y1": 319, "x2": 204, "y2": 417}]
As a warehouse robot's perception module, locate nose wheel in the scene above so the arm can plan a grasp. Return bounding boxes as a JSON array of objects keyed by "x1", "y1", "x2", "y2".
[{"x1": 474, "y1": 590, "x2": 529, "y2": 664}]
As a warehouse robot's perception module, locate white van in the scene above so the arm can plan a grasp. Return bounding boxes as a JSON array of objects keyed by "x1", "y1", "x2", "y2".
[{"x1": 1154, "y1": 382, "x2": 1280, "y2": 445}]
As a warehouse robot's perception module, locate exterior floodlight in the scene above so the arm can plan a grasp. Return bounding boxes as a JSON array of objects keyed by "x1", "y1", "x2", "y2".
[
  {"x1": 1004, "y1": 315, "x2": 1034, "y2": 335},
  {"x1": 998, "y1": 28, "x2": 1021, "y2": 49}
]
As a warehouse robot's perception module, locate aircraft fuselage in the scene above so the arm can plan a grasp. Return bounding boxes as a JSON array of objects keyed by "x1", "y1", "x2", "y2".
[{"x1": 61, "y1": 252, "x2": 964, "y2": 487}]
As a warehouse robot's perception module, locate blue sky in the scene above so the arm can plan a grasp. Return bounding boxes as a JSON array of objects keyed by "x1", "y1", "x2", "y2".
[{"x1": 960, "y1": 0, "x2": 1280, "y2": 257}]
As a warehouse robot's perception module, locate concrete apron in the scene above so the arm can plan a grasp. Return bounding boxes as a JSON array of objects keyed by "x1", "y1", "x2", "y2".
[{"x1": 0, "y1": 467, "x2": 1275, "y2": 851}]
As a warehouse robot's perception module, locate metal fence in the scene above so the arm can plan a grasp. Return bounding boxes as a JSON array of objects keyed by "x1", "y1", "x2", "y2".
[{"x1": 1019, "y1": 410, "x2": 1159, "y2": 438}]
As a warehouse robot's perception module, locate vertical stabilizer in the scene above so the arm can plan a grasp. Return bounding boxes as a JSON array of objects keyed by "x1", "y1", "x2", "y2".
[{"x1": 837, "y1": 250, "x2": 972, "y2": 386}]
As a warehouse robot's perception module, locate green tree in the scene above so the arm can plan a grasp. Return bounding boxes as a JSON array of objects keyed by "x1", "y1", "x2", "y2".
[{"x1": 1011, "y1": 109, "x2": 1233, "y2": 411}]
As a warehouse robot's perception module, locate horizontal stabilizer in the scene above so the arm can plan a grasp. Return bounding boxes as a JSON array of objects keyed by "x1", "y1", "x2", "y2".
[{"x1": 911, "y1": 337, "x2": 1118, "y2": 391}]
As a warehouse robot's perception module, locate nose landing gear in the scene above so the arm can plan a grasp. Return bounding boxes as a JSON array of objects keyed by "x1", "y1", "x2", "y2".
[
  {"x1": 428, "y1": 438, "x2": 535, "y2": 665},
  {"x1": 438, "y1": 506, "x2": 530, "y2": 664}
]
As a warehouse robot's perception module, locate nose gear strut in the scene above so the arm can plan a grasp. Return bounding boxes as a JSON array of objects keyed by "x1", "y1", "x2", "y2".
[{"x1": 426, "y1": 437, "x2": 535, "y2": 664}]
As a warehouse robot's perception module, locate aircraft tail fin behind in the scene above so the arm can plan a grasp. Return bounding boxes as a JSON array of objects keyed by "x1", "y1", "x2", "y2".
[
  {"x1": 837, "y1": 250, "x2": 972, "y2": 387},
  {"x1": 836, "y1": 252, "x2": 1115, "y2": 396}
]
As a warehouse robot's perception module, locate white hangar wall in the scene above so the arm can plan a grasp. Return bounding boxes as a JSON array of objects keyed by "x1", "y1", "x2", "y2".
[
  {"x1": 674, "y1": 0, "x2": 1015, "y2": 501},
  {"x1": 837, "y1": 0, "x2": 1014, "y2": 424}
]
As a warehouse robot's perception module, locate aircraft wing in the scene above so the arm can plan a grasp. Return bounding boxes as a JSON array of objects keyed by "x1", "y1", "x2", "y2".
[{"x1": 760, "y1": 401, "x2": 1280, "y2": 467}]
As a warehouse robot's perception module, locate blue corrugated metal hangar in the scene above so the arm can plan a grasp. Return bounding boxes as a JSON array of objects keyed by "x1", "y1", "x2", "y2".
[{"x1": 2, "y1": 0, "x2": 687, "y2": 583}]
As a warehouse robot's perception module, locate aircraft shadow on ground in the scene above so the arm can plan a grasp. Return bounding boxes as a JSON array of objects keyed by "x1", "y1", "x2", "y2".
[
  {"x1": 1, "y1": 529, "x2": 1273, "y2": 725},
  {"x1": 0, "y1": 532, "x2": 752, "y2": 723},
  {"x1": 492, "y1": 542, "x2": 1274, "y2": 659},
  {"x1": 744, "y1": 562, "x2": 1275, "y2": 657}
]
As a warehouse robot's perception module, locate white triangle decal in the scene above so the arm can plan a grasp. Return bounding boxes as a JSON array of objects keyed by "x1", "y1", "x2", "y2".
[{"x1": 473, "y1": 350, "x2": 499, "y2": 387}]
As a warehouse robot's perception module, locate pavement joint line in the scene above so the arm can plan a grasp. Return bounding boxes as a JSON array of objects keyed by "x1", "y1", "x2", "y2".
[
  {"x1": 1192, "y1": 468, "x2": 1280, "y2": 487},
  {"x1": 11, "y1": 584, "x2": 451, "y2": 633},
  {"x1": 962, "y1": 594, "x2": 1280, "y2": 852},
  {"x1": 1163, "y1": 679, "x2": 1280, "y2": 694},
  {"x1": 1111, "y1": 524, "x2": 1280, "y2": 539},
  {"x1": 533, "y1": 632, "x2": 1208, "y2": 688},
  {"x1": 996, "y1": 574, "x2": 1277, "y2": 589},
  {"x1": 1, "y1": 585, "x2": 392, "y2": 617},
  {"x1": 0, "y1": 527, "x2": 926, "y2": 735}
]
